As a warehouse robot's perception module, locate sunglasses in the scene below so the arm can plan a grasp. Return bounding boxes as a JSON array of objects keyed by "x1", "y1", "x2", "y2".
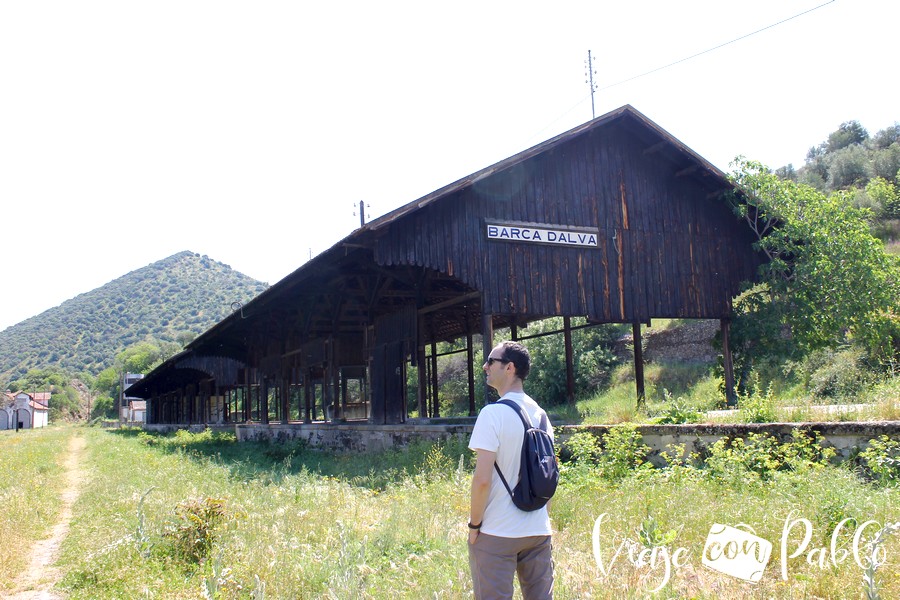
[{"x1": 487, "y1": 357, "x2": 510, "y2": 366}]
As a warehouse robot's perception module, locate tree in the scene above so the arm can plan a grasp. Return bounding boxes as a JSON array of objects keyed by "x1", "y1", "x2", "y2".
[
  {"x1": 119, "y1": 341, "x2": 167, "y2": 374},
  {"x1": 95, "y1": 367, "x2": 119, "y2": 397},
  {"x1": 176, "y1": 330, "x2": 197, "y2": 348},
  {"x1": 872, "y1": 123, "x2": 900, "y2": 150},
  {"x1": 515, "y1": 318, "x2": 625, "y2": 405},
  {"x1": 827, "y1": 144, "x2": 869, "y2": 190},
  {"x1": 90, "y1": 395, "x2": 115, "y2": 419},
  {"x1": 866, "y1": 177, "x2": 900, "y2": 219},
  {"x1": 826, "y1": 120, "x2": 868, "y2": 152},
  {"x1": 727, "y1": 158, "x2": 900, "y2": 366},
  {"x1": 870, "y1": 143, "x2": 900, "y2": 184}
]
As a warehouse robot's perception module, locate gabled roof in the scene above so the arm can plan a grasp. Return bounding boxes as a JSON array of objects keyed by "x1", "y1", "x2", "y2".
[
  {"x1": 10, "y1": 391, "x2": 50, "y2": 410},
  {"x1": 184, "y1": 104, "x2": 735, "y2": 355},
  {"x1": 363, "y1": 104, "x2": 729, "y2": 233}
]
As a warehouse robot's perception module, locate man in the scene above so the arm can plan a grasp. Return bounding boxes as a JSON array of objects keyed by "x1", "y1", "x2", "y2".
[{"x1": 468, "y1": 340, "x2": 554, "y2": 599}]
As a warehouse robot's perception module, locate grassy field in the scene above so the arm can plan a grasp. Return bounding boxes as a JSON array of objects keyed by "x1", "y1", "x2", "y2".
[
  {"x1": 574, "y1": 364, "x2": 900, "y2": 426},
  {"x1": 0, "y1": 426, "x2": 71, "y2": 590},
  {"x1": 2, "y1": 424, "x2": 899, "y2": 599}
]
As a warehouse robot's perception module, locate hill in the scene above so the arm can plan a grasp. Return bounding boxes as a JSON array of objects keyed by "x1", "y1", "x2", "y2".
[{"x1": 0, "y1": 251, "x2": 268, "y2": 386}]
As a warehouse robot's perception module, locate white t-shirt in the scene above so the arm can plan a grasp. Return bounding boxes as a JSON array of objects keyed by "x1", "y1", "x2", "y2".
[{"x1": 468, "y1": 391, "x2": 553, "y2": 538}]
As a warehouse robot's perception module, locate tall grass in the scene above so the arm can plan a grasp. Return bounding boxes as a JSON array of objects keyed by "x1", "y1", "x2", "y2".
[
  {"x1": 576, "y1": 362, "x2": 900, "y2": 426},
  {"x1": 4, "y1": 426, "x2": 899, "y2": 598},
  {"x1": 0, "y1": 426, "x2": 71, "y2": 594}
]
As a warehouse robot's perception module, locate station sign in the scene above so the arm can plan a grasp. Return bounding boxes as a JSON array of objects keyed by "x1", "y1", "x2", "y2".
[{"x1": 486, "y1": 221, "x2": 600, "y2": 248}]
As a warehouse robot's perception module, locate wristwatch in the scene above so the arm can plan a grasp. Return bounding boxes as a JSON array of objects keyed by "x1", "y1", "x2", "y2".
[{"x1": 468, "y1": 521, "x2": 482, "y2": 530}]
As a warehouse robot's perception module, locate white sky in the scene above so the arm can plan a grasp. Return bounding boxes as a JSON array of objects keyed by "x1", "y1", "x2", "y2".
[{"x1": 1, "y1": 0, "x2": 897, "y2": 332}]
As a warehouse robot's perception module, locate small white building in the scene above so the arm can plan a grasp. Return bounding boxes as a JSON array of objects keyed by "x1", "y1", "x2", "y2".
[
  {"x1": 0, "y1": 391, "x2": 49, "y2": 430},
  {"x1": 121, "y1": 373, "x2": 144, "y2": 422},
  {"x1": 127, "y1": 400, "x2": 146, "y2": 423}
]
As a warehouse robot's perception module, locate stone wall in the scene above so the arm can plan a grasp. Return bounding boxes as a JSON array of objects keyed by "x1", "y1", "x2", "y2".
[
  {"x1": 219, "y1": 419, "x2": 900, "y2": 464},
  {"x1": 563, "y1": 421, "x2": 900, "y2": 466},
  {"x1": 234, "y1": 420, "x2": 473, "y2": 452}
]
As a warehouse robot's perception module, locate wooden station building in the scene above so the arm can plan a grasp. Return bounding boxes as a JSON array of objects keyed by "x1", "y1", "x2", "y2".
[{"x1": 127, "y1": 105, "x2": 763, "y2": 428}]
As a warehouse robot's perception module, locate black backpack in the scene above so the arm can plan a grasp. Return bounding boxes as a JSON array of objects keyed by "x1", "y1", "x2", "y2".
[{"x1": 493, "y1": 399, "x2": 560, "y2": 512}]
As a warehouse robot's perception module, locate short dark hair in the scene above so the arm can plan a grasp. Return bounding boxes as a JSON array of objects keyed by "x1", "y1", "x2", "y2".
[{"x1": 498, "y1": 340, "x2": 530, "y2": 380}]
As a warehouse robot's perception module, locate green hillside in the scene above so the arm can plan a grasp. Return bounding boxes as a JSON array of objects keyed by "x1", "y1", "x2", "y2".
[{"x1": 0, "y1": 251, "x2": 268, "y2": 386}]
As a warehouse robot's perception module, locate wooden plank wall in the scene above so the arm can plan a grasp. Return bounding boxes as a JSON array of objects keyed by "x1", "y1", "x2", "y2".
[{"x1": 373, "y1": 123, "x2": 760, "y2": 323}]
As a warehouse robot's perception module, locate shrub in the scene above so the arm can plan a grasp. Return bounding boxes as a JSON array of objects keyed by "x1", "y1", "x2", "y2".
[
  {"x1": 803, "y1": 347, "x2": 871, "y2": 400},
  {"x1": 561, "y1": 431, "x2": 603, "y2": 464},
  {"x1": 857, "y1": 436, "x2": 900, "y2": 486},
  {"x1": 737, "y1": 375, "x2": 777, "y2": 423},
  {"x1": 704, "y1": 430, "x2": 836, "y2": 482},
  {"x1": 781, "y1": 429, "x2": 837, "y2": 470},
  {"x1": 706, "y1": 433, "x2": 783, "y2": 481},
  {"x1": 598, "y1": 424, "x2": 651, "y2": 480},
  {"x1": 165, "y1": 497, "x2": 231, "y2": 564},
  {"x1": 649, "y1": 390, "x2": 703, "y2": 424}
]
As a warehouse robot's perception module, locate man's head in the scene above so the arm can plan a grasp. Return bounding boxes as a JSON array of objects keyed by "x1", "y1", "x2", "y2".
[{"x1": 484, "y1": 341, "x2": 531, "y2": 389}]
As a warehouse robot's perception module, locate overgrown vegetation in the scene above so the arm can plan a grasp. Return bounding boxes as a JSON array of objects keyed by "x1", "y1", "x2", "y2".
[
  {"x1": 4, "y1": 426, "x2": 899, "y2": 598},
  {"x1": 727, "y1": 157, "x2": 900, "y2": 384}
]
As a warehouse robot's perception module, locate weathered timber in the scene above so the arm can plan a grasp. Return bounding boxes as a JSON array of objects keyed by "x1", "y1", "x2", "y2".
[{"x1": 130, "y1": 105, "x2": 763, "y2": 429}]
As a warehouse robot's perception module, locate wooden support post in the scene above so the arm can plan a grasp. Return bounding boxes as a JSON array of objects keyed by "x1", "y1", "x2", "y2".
[
  {"x1": 416, "y1": 341, "x2": 427, "y2": 419},
  {"x1": 340, "y1": 373, "x2": 348, "y2": 420},
  {"x1": 304, "y1": 371, "x2": 312, "y2": 423},
  {"x1": 481, "y1": 312, "x2": 494, "y2": 411},
  {"x1": 326, "y1": 338, "x2": 340, "y2": 422},
  {"x1": 244, "y1": 371, "x2": 251, "y2": 422},
  {"x1": 281, "y1": 371, "x2": 290, "y2": 424},
  {"x1": 300, "y1": 355, "x2": 311, "y2": 423},
  {"x1": 292, "y1": 368, "x2": 300, "y2": 421},
  {"x1": 416, "y1": 313, "x2": 427, "y2": 419},
  {"x1": 202, "y1": 382, "x2": 209, "y2": 424},
  {"x1": 564, "y1": 316, "x2": 576, "y2": 404},
  {"x1": 260, "y1": 377, "x2": 269, "y2": 424},
  {"x1": 721, "y1": 318, "x2": 737, "y2": 407},
  {"x1": 632, "y1": 322, "x2": 645, "y2": 407},
  {"x1": 430, "y1": 341, "x2": 439, "y2": 417},
  {"x1": 466, "y1": 331, "x2": 475, "y2": 418}
]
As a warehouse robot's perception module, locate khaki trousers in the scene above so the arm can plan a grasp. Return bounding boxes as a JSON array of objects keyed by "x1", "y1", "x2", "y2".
[{"x1": 468, "y1": 533, "x2": 553, "y2": 599}]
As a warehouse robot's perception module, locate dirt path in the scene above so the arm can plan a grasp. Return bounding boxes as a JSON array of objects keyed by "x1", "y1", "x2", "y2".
[{"x1": 5, "y1": 434, "x2": 86, "y2": 600}]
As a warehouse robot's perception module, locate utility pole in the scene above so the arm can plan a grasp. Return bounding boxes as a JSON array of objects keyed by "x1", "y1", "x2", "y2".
[
  {"x1": 585, "y1": 50, "x2": 598, "y2": 119},
  {"x1": 353, "y1": 200, "x2": 370, "y2": 228}
]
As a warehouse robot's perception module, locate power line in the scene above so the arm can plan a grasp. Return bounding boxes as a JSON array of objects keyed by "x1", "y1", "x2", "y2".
[
  {"x1": 522, "y1": 1, "x2": 837, "y2": 146},
  {"x1": 597, "y1": 0, "x2": 836, "y2": 92}
]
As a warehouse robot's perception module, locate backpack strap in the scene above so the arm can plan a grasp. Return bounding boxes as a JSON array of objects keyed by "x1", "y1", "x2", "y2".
[
  {"x1": 492, "y1": 399, "x2": 547, "y2": 496},
  {"x1": 496, "y1": 398, "x2": 547, "y2": 432}
]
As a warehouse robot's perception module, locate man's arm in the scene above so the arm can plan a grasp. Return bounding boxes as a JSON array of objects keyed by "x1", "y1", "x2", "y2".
[{"x1": 469, "y1": 448, "x2": 496, "y2": 544}]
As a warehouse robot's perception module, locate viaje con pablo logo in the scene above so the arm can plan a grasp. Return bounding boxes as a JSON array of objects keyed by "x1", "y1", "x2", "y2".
[{"x1": 592, "y1": 511, "x2": 898, "y2": 592}]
